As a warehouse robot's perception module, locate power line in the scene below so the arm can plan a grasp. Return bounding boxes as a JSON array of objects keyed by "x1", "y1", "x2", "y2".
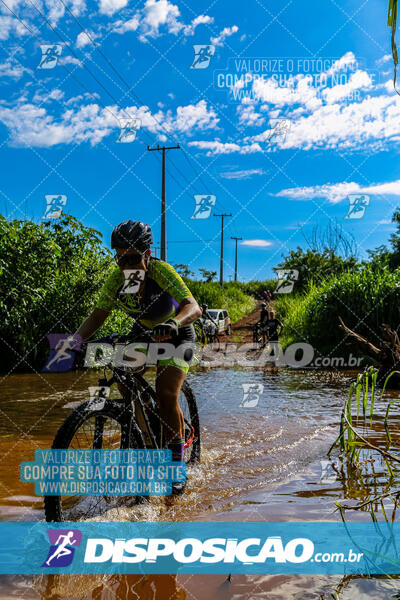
[
  {"x1": 55, "y1": 0, "x2": 218, "y2": 200},
  {"x1": 25, "y1": 0, "x2": 134, "y2": 121},
  {"x1": 0, "y1": 0, "x2": 122, "y2": 125},
  {"x1": 4, "y1": 0, "x2": 236, "y2": 254}
]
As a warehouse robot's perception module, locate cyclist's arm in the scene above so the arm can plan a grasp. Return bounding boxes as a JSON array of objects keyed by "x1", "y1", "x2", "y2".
[
  {"x1": 175, "y1": 297, "x2": 201, "y2": 326},
  {"x1": 75, "y1": 308, "x2": 109, "y2": 342},
  {"x1": 151, "y1": 262, "x2": 201, "y2": 325}
]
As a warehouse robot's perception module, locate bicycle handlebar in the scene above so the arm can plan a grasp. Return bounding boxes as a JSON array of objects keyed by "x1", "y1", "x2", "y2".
[{"x1": 87, "y1": 330, "x2": 156, "y2": 346}]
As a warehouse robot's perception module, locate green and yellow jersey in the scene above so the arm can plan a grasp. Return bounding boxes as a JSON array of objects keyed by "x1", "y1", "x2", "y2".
[{"x1": 96, "y1": 258, "x2": 192, "y2": 328}]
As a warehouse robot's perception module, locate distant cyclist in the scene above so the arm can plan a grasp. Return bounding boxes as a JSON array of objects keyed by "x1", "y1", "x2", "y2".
[
  {"x1": 264, "y1": 310, "x2": 283, "y2": 356},
  {"x1": 259, "y1": 302, "x2": 269, "y2": 347},
  {"x1": 201, "y1": 304, "x2": 218, "y2": 326},
  {"x1": 201, "y1": 303, "x2": 219, "y2": 337},
  {"x1": 74, "y1": 220, "x2": 201, "y2": 495},
  {"x1": 262, "y1": 290, "x2": 272, "y2": 304}
]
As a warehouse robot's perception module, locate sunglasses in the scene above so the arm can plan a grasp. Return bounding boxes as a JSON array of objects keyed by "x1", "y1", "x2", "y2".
[{"x1": 114, "y1": 252, "x2": 144, "y2": 267}]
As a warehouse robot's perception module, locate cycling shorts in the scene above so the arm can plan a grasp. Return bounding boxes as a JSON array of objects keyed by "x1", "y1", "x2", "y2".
[{"x1": 130, "y1": 323, "x2": 195, "y2": 375}]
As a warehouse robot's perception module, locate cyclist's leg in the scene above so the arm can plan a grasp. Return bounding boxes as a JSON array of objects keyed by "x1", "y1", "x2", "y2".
[
  {"x1": 155, "y1": 324, "x2": 195, "y2": 466},
  {"x1": 155, "y1": 364, "x2": 186, "y2": 444}
]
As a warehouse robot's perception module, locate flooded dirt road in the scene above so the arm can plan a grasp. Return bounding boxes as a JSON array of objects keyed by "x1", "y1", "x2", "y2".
[{"x1": 1, "y1": 367, "x2": 400, "y2": 598}]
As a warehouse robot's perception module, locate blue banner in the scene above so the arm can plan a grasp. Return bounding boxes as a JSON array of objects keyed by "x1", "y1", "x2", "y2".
[{"x1": 0, "y1": 522, "x2": 400, "y2": 575}]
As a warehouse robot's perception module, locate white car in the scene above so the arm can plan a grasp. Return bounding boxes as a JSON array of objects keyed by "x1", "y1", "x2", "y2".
[{"x1": 206, "y1": 309, "x2": 231, "y2": 335}]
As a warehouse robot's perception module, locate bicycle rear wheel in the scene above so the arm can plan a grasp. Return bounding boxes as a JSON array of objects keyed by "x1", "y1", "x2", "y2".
[{"x1": 44, "y1": 400, "x2": 144, "y2": 522}]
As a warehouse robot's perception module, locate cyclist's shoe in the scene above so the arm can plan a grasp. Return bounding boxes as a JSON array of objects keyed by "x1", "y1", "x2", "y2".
[{"x1": 170, "y1": 479, "x2": 187, "y2": 496}]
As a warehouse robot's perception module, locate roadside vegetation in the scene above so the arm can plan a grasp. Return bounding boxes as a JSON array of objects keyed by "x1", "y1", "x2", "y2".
[
  {"x1": 3, "y1": 208, "x2": 400, "y2": 373},
  {"x1": 0, "y1": 214, "x2": 264, "y2": 373},
  {"x1": 274, "y1": 214, "x2": 400, "y2": 364}
]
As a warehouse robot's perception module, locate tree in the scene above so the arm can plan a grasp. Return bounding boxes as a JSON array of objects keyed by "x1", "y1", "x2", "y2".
[
  {"x1": 173, "y1": 264, "x2": 194, "y2": 278},
  {"x1": 198, "y1": 268, "x2": 217, "y2": 282},
  {"x1": 277, "y1": 247, "x2": 359, "y2": 291},
  {"x1": 303, "y1": 221, "x2": 358, "y2": 259}
]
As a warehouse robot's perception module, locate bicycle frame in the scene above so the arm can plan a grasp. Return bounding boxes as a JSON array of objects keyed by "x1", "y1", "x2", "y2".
[
  {"x1": 87, "y1": 332, "x2": 196, "y2": 455},
  {"x1": 92, "y1": 366, "x2": 162, "y2": 453}
]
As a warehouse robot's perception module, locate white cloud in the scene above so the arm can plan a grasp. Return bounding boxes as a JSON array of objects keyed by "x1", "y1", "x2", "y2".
[
  {"x1": 114, "y1": 0, "x2": 213, "y2": 40},
  {"x1": 113, "y1": 15, "x2": 139, "y2": 33},
  {"x1": 229, "y1": 51, "x2": 400, "y2": 153},
  {"x1": 237, "y1": 104, "x2": 265, "y2": 127},
  {"x1": 211, "y1": 25, "x2": 238, "y2": 46},
  {"x1": 99, "y1": 0, "x2": 128, "y2": 16},
  {"x1": 189, "y1": 140, "x2": 261, "y2": 155},
  {"x1": 183, "y1": 15, "x2": 213, "y2": 36},
  {"x1": 0, "y1": 57, "x2": 31, "y2": 79},
  {"x1": 324, "y1": 51, "x2": 358, "y2": 76},
  {"x1": 276, "y1": 178, "x2": 400, "y2": 204},
  {"x1": 59, "y1": 55, "x2": 82, "y2": 66},
  {"x1": 219, "y1": 168, "x2": 267, "y2": 179},
  {"x1": 151, "y1": 100, "x2": 219, "y2": 134},
  {"x1": 32, "y1": 88, "x2": 64, "y2": 103},
  {"x1": 376, "y1": 54, "x2": 392, "y2": 65},
  {"x1": 0, "y1": 15, "x2": 29, "y2": 40},
  {"x1": 280, "y1": 94, "x2": 400, "y2": 151},
  {"x1": 321, "y1": 69, "x2": 373, "y2": 104},
  {"x1": 0, "y1": 98, "x2": 218, "y2": 147},
  {"x1": 241, "y1": 239, "x2": 273, "y2": 247},
  {"x1": 43, "y1": 0, "x2": 86, "y2": 24},
  {"x1": 76, "y1": 30, "x2": 98, "y2": 48},
  {"x1": 139, "y1": 0, "x2": 182, "y2": 40}
]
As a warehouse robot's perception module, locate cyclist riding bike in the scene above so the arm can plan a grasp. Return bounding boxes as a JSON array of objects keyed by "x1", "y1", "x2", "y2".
[
  {"x1": 201, "y1": 303, "x2": 218, "y2": 332},
  {"x1": 258, "y1": 302, "x2": 269, "y2": 348},
  {"x1": 73, "y1": 220, "x2": 201, "y2": 495}
]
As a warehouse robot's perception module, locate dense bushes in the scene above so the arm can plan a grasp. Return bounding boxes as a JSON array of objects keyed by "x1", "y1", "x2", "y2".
[{"x1": 0, "y1": 214, "x2": 113, "y2": 372}]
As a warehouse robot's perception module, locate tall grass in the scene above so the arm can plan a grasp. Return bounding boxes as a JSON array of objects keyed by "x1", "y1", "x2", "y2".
[{"x1": 274, "y1": 265, "x2": 400, "y2": 352}]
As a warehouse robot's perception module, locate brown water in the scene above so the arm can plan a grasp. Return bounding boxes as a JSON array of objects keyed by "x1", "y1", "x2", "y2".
[{"x1": 1, "y1": 368, "x2": 400, "y2": 599}]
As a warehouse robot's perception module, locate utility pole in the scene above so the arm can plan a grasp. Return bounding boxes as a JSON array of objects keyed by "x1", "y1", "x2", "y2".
[
  {"x1": 147, "y1": 144, "x2": 180, "y2": 261},
  {"x1": 231, "y1": 236, "x2": 242, "y2": 282},
  {"x1": 214, "y1": 213, "x2": 232, "y2": 286}
]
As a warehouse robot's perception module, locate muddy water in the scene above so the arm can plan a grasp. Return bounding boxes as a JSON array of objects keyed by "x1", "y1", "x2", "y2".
[{"x1": 1, "y1": 368, "x2": 400, "y2": 598}]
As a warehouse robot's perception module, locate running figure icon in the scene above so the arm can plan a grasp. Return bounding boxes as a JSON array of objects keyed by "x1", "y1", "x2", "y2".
[
  {"x1": 42, "y1": 529, "x2": 82, "y2": 567},
  {"x1": 45, "y1": 531, "x2": 77, "y2": 566},
  {"x1": 44, "y1": 337, "x2": 75, "y2": 371}
]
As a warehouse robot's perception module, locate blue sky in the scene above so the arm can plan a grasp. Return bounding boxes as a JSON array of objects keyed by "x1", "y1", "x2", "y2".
[{"x1": 1, "y1": 0, "x2": 399, "y2": 281}]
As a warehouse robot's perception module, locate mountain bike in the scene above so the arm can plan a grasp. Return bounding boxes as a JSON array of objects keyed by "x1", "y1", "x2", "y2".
[
  {"x1": 44, "y1": 331, "x2": 201, "y2": 522},
  {"x1": 203, "y1": 320, "x2": 220, "y2": 352}
]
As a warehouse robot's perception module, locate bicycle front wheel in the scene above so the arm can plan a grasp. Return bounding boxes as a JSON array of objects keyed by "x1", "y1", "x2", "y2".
[{"x1": 44, "y1": 399, "x2": 144, "y2": 522}]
